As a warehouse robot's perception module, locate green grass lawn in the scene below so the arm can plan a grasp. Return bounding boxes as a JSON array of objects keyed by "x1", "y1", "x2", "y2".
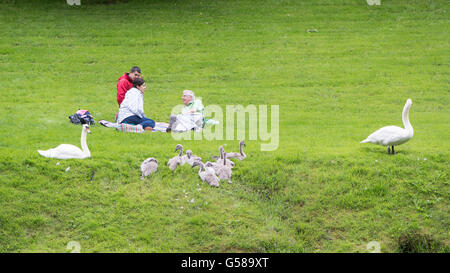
[{"x1": 0, "y1": 0, "x2": 448, "y2": 252}]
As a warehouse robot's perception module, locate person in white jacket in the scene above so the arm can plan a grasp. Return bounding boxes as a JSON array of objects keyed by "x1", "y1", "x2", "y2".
[{"x1": 117, "y1": 78, "x2": 155, "y2": 131}]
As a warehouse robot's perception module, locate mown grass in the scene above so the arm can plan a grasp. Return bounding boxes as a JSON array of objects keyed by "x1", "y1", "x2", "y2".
[{"x1": 0, "y1": 0, "x2": 448, "y2": 252}]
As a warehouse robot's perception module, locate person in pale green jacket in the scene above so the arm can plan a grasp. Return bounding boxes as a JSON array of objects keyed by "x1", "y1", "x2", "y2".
[{"x1": 167, "y1": 90, "x2": 205, "y2": 132}]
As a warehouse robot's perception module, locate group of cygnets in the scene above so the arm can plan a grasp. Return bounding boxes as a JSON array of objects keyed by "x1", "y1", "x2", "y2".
[{"x1": 140, "y1": 141, "x2": 247, "y2": 187}]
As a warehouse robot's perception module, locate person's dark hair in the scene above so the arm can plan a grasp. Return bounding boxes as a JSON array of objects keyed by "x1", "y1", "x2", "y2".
[
  {"x1": 133, "y1": 78, "x2": 145, "y2": 88},
  {"x1": 130, "y1": 66, "x2": 141, "y2": 74}
]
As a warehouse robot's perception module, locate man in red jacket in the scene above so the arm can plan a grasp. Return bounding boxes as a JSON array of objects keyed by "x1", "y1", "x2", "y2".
[{"x1": 117, "y1": 66, "x2": 141, "y2": 107}]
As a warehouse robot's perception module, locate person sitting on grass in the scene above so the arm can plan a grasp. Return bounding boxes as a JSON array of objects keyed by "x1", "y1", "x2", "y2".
[
  {"x1": 166, "y1": 90, "x2": 204, "y2": 133},
  {"x1": 117, "y1": 66, "x2": 142, "y2": 107},
  {"x1": 117, "y1": 78, "x2": 155, "y2": 132}
]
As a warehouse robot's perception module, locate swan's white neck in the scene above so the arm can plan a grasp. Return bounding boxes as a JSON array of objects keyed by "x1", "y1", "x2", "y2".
[
  {"x1": 402, "y1": 102, "x2": 413, "y2": 135},
  {"x1": 80, "y1": 127, "x2": 90, "y2": 157},
  {"x1": 178, "y1": 147, "x2": 183, "y2": 157}
]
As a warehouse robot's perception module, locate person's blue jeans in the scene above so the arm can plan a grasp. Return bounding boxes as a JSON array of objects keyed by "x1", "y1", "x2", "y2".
[{"x1": 121, "y1": 115, "x2": 155, "y2": 129}]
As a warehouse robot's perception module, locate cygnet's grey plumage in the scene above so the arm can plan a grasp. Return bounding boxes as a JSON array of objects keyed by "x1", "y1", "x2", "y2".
[
  {"x1": 204, "y1": 161, "x2": 219, "y2": 175},
  {"x1": 192, "y1": 161, "x2": 219, "y2": 187},
  {"x1": 180, "y1": 149, "x2": 188, "y2": 166},
  {"x1": 217, "y1": 152, "x2": 233, "y2": 184},
  {"x1": 140, "y1": 158, "x2": 158, "y2": 180},
  {"x1": 168, "y1": 144, "x2": 183, "y2": 171},
  {"x1": 215, "y1": 145, "x2": 235, "y2": 168},
  {"x1": 225, "y1": 140, "x2": 246, "y2": 160},
  {"x1": 185, "y1": 149, "x2": 202, "y2": 166},
  {"x1": 204, "y1": 161, "x2": 220, "y2": 174}
]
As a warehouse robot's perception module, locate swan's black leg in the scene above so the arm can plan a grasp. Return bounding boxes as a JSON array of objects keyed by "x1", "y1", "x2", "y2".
[
  {"x1": 392, "y1": 146, "x2": 395, "y2": 154},
  {"x1": 387, "y1": 146, "x2": 391, "y2": 154}
]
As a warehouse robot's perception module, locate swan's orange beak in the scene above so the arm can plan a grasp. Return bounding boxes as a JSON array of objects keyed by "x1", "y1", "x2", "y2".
[{"x1": 86, "y1": 127, "x2": 91, "y2": 133}]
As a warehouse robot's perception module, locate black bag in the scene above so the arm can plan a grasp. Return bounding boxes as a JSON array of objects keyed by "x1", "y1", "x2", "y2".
[{"x1": 69, "y1": 109, "x2": 95, "y2": 125}]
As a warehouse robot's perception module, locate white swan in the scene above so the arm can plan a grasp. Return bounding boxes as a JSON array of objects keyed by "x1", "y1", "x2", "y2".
[
  {"x1": 361, "y1": 98, "x2": 414, "y2": 154},
  {"x1": 38, "y1": 124, "x2": 91, "y2": 159}
]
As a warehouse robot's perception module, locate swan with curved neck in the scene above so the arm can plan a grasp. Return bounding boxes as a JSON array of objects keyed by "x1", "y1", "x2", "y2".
[
  {"x1": 192, "y1": 161, "x2": 219, "y2": 187},
  {"x1": 217, "y1": 152, "x2": 233, "y2": 184},
  {"x1": 168, "y1": 144, "x2": 183, "y2": 171},
  {"x1": 361, "y1": 99, "x2": 414, "y2": 154},
  {"x1": 226, "y1": 141, "x2": 246, "y2": 160},
  {"x1": 215, "y1": 145, "x2": 235, "y2": 168},
  {"x1": 184, "y1": 149, "x2": 202, "y2": 166},
  {"x1": 38, "y1": 124, "x2": 91, "y2": 159}
]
